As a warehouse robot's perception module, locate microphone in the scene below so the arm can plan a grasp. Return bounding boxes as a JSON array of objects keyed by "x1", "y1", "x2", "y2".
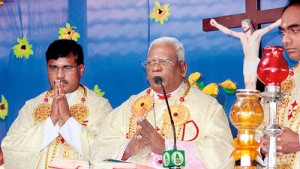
[
  {"x1": 153, "y1": 76, "x2": 185, "y2": 169},
  {"x1": 154, "y1": 76, "x2": 163, "y2": 85}
]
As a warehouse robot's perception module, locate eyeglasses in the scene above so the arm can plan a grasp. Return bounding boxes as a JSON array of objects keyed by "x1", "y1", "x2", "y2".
[
  {"x1": 48, "y1": 65, "x2": 79, "y2": 74},
  {"x1": 141, "y1": 59, "x2": 180, "y2": 68}
]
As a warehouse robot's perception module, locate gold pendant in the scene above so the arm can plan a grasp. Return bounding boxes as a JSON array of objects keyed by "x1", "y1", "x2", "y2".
[
  {"x1": 163, "y1": 104, "x2": 190, "y2": 126},
  {"x1": 70, "y1": 103, "x2": 89, "y2": 124},
  {"x1": 33, "y1": 85, "x2": 89, "y2": 124},
  {"x1": 33, "y1": 103, "x2": 51, "y2": 123}
]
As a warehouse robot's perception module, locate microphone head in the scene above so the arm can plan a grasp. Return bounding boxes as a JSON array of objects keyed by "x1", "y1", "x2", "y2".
[{"x1": 153, "y1": 76, "x2": 163, "y2": 85}]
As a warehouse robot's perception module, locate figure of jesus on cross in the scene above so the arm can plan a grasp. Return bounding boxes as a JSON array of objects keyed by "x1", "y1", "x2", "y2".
[{"x1": 210, "y1": 18, "x2": 281, "y2": 90}]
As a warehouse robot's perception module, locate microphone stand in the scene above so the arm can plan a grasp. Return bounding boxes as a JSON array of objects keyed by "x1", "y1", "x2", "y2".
[
  {"x1": 159, "y1": 82, "x2": 177, "y2": 152},
  {"x1": 154, "y1": 76, "x2": 183, "y2": 169}
]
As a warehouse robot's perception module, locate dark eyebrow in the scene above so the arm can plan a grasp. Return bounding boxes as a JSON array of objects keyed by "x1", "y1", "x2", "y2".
[
  {"x1": 279, "y1": 24, "x2": 300, "y2": 31},
  {"x1": 286, "y1": 24, "x2": 300, "y2": 30},
  {"x1": 288, "y1": 24, "x2": 300, "y2": 28}
]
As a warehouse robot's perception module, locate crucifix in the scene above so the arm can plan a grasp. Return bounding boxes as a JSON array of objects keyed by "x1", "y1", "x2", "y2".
[
  {"x1": 203, "y1": 0, "x2": 285, "y2": 166},
  {"x1": 202, "y1": 0, "x2": 284, "y2": 31},
  {"x1": 202, "y1": 0, "x2": 284, "y2": 90}
]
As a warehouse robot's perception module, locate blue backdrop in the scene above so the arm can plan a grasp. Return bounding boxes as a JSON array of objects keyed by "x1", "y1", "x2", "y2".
[{"x1": 0, "y1": 0, "x2": 294, "y2": 143}]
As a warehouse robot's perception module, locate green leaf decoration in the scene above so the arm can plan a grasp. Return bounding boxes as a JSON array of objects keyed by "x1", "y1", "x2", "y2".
[
  {"x1": 198, "y1": 81, "x2": 205, "y2": 90},
  {"x1": 223, "y1": 88, "x2": 236, "y2": 95}
]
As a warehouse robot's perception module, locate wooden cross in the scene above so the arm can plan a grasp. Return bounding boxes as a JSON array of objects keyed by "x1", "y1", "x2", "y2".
[{"x1": 202, "y1": 0, "x2": 284, "y2": 32}]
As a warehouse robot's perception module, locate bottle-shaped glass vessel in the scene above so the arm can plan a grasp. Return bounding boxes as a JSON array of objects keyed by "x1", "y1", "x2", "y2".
[{"x1": 230, "y1": 89, "x2": 264, "y2": 168}]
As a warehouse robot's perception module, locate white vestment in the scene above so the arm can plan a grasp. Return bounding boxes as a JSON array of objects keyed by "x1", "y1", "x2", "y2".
[
  {"x1": 1, "y1": 85, "x2": 112, "y2": 169},
  {"x1": 91, "y1": 82, "x2": 235, "y2": 169}
]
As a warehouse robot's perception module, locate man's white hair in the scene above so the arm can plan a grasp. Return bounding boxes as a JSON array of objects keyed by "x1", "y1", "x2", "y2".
[{"x1": 148, "y1": 37, "x2": 185, "y2": 61}]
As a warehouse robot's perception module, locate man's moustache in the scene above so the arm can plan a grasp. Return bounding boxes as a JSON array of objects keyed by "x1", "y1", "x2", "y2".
[{"x1": 54, "y1": 78, "x2": 69, "y2": 85}]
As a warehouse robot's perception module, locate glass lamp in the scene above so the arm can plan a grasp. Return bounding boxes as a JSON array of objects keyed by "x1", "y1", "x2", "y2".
[
  {"x1": 257, "y1": 46, "x2": 289, "y2": 169},
  {"x1": 230, "y1": 89, "x2": 264, "y2": 169}
]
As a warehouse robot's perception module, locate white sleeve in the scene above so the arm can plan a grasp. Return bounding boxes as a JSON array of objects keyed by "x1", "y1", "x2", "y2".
[
  {"x1": 59, "y1": 117, "x2": 83, "y2": 154},
  {"x1": 255, "y1": 156, "x2": 267, "y2": 167},
  {"x1": 41, "y1": 117, "x2": 59, "y2": 150},
  {"x1": 116, "y1": 141, "x2": 130, "y2": 160}
]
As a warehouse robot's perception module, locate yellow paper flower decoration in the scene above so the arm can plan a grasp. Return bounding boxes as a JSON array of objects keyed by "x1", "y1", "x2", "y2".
[
  {"x1": 131, "y1": 95, "x2": 154, "y2": 116},
  {"x1": 188, "y1": 72, "x2": 238, "y2": 110},
  {"x1": 149, "y1": 1, "x2": 171, "y2": 24},
  {"x1": 93, "y1": 85, "x2": 105, "y2": 97},
  {"x1": 220, "y1": 79, "x2": 237, "y2": 94},
  {"x1": 220, "y1": 79, "x2": 237, "y2": 90},
  {"x1": 12, "y1": 36, "x2": 34, "y2": 59},
  {"x1": 58, "y1": 23, "x2": 80, "y2": 42},
  {"x1": 188, "y1": 72, "x2": 201, "y2": 86},
  {"x1": 203, "y1": 83, "x2": 219, "y2": 97},
  {"x1": 0, "y1": 95, "x2": 8, "y2": 120}
]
